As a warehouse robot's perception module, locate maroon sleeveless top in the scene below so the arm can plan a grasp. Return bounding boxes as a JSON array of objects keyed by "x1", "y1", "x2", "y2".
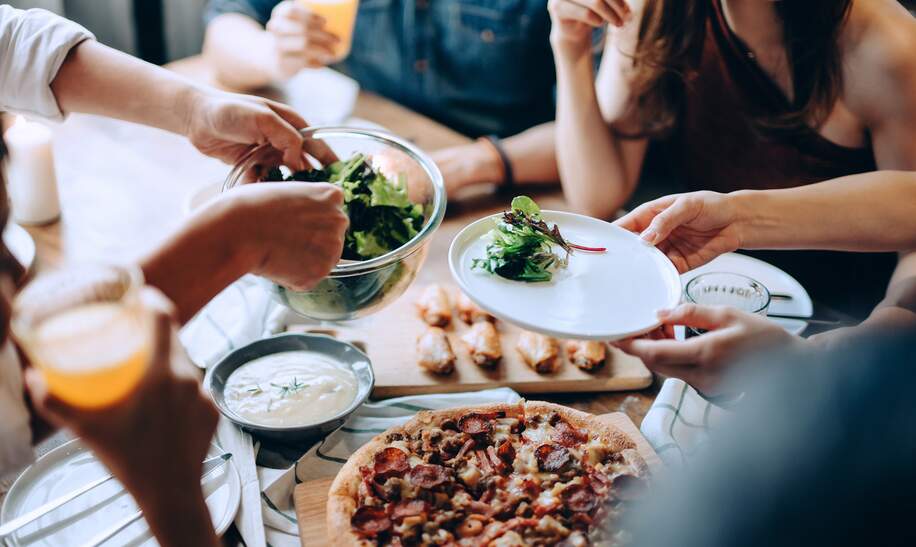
[
  {"x1": 677, "y1": 0, "x2": 876, "y2": 192},
  {"x1": 667, "y1": 1, "x2": 892, "y2": 320}
]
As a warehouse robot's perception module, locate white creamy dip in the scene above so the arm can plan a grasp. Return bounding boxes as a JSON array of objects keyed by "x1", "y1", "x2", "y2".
[{"x1": 224, "y1": 350, "x2": 358, "y2": 427}]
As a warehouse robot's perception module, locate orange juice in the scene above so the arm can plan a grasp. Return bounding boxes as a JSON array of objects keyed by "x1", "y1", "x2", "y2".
[
  {"x1": 30, "y1": 301, "x2": 150, "y2": 409},
  {"x1": 299, "y1": 0, "x2": 359, "y2": 60}
]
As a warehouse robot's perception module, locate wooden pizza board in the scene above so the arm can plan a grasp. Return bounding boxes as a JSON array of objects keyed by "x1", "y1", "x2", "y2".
[
  {"x1": 289, "y1": 284, "x2": 652, "y2": 398},
  {"x1": 292, "y1": 412, "x2": 662, "y2": 546}
]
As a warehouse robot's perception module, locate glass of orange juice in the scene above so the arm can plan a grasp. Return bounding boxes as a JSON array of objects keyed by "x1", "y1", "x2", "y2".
[
  {"x1": 299, "y1": 0, "x2": 360, "y2": 61},
  {"x1": 12, "y1": 264, "x2": 152, "y2": 409}
]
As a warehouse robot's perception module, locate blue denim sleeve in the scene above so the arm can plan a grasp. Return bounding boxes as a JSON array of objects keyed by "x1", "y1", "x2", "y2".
[{"x1": 203, "y1": 0, "x2": 278, "y2": 26}]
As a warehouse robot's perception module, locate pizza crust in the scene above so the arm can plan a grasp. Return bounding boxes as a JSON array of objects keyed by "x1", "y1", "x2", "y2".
[{"x1": 326, "y1": 401, "x2": 647, "y2": 546}]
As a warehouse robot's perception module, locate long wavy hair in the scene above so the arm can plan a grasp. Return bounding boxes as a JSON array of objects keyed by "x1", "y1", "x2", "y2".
[{"x1": 625, "y1": 0, "x2": 853, "y2": 138}]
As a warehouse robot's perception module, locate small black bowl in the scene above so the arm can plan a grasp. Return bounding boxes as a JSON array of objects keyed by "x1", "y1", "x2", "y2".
[{"x1": 204, "y1": 333, "x2": 374, "y2": 443}]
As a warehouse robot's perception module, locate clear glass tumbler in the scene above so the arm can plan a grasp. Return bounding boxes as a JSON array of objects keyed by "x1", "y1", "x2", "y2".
[{"x1": 684, "y1": 272, "x2": 771, "y2": 337}]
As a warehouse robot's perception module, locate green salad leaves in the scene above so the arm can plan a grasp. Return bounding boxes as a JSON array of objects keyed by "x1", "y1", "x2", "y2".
[
  {"x1": 472, "y1": 196, "x2": 605, "y2": 283},
  {"x1": 266, "y1": 154, "x2": 424, "y2": 261}
]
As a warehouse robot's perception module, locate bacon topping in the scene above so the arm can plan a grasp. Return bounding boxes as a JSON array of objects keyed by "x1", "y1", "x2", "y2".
[
  {"x1": 533, "y1": 497, "x2": 561, "y2": 517},
  {"x1": 351, "y1": 506, "x2": 391, "y2": 536},
  {"x1": 389, "y1": 499, "x2": 429, "y2": 522},
  {"x1": 454, "y1": 438, "x2": 475, "y2": 462},
  {"x1": 561, "y1": 483, "x2": 600, "y2": 513},
  {"x1": 468, "y1": 500, "x2": 496, "y2": 517},
  {"x1": 475, "y1": 449, "x2": 494, "y2": 475},
  {"x1": 458, "y1": 413, "x2": 494, "y2": 435},
  {"x1": 407, "y1": 464, "x2": 450, "y2": 489},
  {"x1": 374, "y1": 447, "x2": 410, "y2": 480},
  {"x1": 535, "y1": 444, "x2": 571, "y2": 472},
  {"x1": 552, "y1": 421, "x2": 589, "y2": 447},
  {"x1": 485, "y1": 446, "x2": 510, "y2": 474},
  {"x1": 496, "y1": 440, "x2": 516, "y2": 465}
]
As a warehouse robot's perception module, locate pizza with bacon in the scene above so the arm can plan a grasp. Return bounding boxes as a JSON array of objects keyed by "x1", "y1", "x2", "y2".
[{"x1": 327, "y1": 401, "x2": 649, "y2": 546}]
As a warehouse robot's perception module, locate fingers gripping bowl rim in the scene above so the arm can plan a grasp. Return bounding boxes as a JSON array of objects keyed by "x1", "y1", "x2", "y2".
[{"x1": 222, "y1": 127, "x2": 447, "y2": 320}]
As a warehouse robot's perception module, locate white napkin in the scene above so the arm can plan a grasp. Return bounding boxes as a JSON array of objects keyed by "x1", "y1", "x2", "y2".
[{"x1": 639, "y1": 378, "x2": 730, "y2": 468}]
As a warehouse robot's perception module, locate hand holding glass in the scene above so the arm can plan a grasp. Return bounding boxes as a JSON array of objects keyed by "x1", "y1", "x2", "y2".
[
  {"x1": 299, "y1": 0, "x2": 359, "y2": 61},
  {"x1": 12, "y1": 264, "x2": 152, "y2": 409},
  {"x1": 684, "y1": 272, "x2": 770, "y2": 337}
]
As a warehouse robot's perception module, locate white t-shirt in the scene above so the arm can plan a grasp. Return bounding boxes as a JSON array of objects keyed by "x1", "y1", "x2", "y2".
[
  {"x1": 0, "y1": 5, "x2": 94, "y2": 479},
  {"x1": 0, "y1": 5, "x2": 95, "y2": 120}
]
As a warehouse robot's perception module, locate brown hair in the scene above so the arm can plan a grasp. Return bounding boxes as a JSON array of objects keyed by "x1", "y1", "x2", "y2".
[{"x1": 625, "y1": 0, "x2": 853, "y2": 138}]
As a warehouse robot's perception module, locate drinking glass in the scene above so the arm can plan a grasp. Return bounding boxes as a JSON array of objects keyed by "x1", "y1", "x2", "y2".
[
  {"x1": 684, "y1": 272, "x2": 771, "y2": 337},
  {"x1": 12, "y1": 264, "x2": 152, "y2": 409},
  {"x1": 299, "y1": 0, "x2": 360, "y2": 61}
]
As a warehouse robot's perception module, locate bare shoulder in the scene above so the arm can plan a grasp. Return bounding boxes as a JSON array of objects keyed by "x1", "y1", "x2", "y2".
[{"x1": 842, "y1": 0, "x2": 916, "y2": 121}]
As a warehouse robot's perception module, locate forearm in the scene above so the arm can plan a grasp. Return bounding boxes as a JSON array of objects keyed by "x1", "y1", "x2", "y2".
[
  {"x1": 202, "y1": 14, "x2": 277, "y2": 91},
  {"x1": 503, "y1": 122, "x2": 560, "y2": 185},
  {"x1": 730, "y1": 170, "x2": 916, "y2": 251},
  {"x1": 51, "y1": 40, "x2": 200, "y2": 136},
  {"x1": 138, "y1": 484, "x2": 220, "y2": 547},
  {"x1": 140, "y1": 200, "x2": 253, "y2": 324},
  {"x1": 554, "y1": 52, "x2": 640, "y2": 219}
]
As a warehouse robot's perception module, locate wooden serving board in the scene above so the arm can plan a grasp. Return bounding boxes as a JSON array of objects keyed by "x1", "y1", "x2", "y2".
[
  {"x1": 293, "y1": 412, "x2": 662, "y2": 546},
  {"x1": 289, "y1": 284, "x2": 652, "y2": 398}
]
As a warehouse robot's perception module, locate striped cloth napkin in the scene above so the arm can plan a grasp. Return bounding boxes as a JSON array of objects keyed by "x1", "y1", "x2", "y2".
[{"x1": 639, "y1": 378, "x2": 730, "y2": 468}]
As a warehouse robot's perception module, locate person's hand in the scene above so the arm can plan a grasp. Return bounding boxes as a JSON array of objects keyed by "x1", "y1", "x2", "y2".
[
  {"x1": 266, "y1": 0, "x2": 340, "y2": 79},
  {"x1": 25, "y1": 288, "x2": 220, "y2": 546},
  {"x1": 615, "y1": 191, "x2": 743, "y2": 273},
  {"x1": 613, "y1": 304, "x2": 805, "y2": 392},
  {"x1": 431, "y1": 141, "x2": 504, "y2": 196},
  {"x1": 548, "y1": 0, "x2": 632, "y2": 57},
  {"x1": 218, "y1": 181, "x2": 348, "y2": 291},
  {"x1": 185, "y1": 89, "x2": 337, "y2": 168}
]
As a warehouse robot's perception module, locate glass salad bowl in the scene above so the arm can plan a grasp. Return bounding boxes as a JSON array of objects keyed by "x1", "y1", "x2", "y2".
[{"x1": 222, "y1": 126, "x2": 446, "y2": 321}]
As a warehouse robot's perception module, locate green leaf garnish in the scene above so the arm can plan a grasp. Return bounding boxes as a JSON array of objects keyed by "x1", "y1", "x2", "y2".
[
  {"x1": 510, "y1": 195, "x2": 541, "y2": 217},
  {"x1": 472, "y1": 196, "x2": 573, "y2": 283}
]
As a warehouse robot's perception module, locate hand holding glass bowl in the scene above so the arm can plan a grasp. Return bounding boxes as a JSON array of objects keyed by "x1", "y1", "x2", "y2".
[{"x1": 222, "y1": 127, "x2": 446, "y2": 321}]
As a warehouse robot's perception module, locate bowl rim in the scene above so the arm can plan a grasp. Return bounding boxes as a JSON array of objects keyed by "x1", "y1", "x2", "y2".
[
  {"x1": 203, "y1": 332, "x2": 375, "y2": 433},
  {"x1": 223, "y1": 126, "x2": 447, "y2": 277}
]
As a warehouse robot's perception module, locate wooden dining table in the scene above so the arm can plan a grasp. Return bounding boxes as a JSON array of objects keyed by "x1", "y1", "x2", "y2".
[{"x1": 23, "y1": 56, "x2": 659, "y2": 433}]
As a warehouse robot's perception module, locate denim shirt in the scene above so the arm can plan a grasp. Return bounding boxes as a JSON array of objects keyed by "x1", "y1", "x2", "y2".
[{"x1": 205, "y1": 0, "x2": 555, "y2": 137}]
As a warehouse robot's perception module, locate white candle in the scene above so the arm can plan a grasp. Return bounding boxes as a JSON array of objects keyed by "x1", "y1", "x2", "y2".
[{"x1": 3, "y1": 116, "x2": 61, "y2": 225}]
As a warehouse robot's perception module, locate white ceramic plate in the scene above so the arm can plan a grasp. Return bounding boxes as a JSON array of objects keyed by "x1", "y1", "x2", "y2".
[
  {"x1": 3, "y1": 222, "x2": 36, "y2": 273},
  {"x1": 450, "y1": 211, "x2": 682, "y2": 341},
  {"x1": 183, "y1": 117, "x2": 389, "y2": 215},
  {"x1": 681, "y1": 253, "x2": 814, "y2": 335},
  {"x1": 0, "y1": 440, "x2": 241, "y2": 546}
]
